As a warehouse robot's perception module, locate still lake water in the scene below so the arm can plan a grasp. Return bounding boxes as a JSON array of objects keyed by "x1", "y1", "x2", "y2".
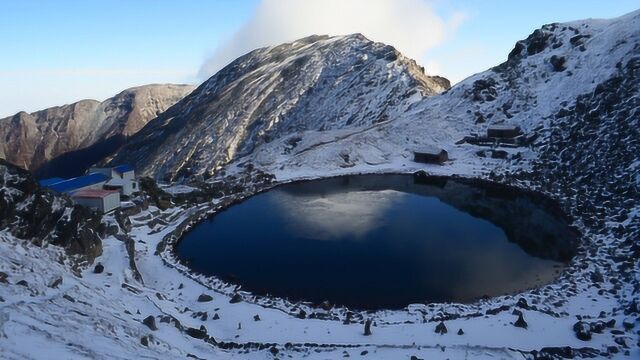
[{"x1": 177, "y1": 174, "x2": 576, "y2": 309}]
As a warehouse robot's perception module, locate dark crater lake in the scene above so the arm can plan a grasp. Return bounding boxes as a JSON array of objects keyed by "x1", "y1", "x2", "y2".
[{"x1": 177, "y1": 174, "x2": 577, "y2": 310}]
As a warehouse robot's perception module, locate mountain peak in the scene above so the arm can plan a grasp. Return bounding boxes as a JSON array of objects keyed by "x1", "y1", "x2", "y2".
[{"x1": 109, "y1": 35, "x2": 450, "y2": 179}]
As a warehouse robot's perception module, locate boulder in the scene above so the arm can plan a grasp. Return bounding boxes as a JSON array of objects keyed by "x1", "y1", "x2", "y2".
[
  {"x1": 197, "y1": 294, "x2": 213, "y2": 302},
  {"x1": 573, "y1": 321, "x2": 592, "y2": 341},
  {"x1": 514, "y1": 314, "x2": 528, "y2": 329},
  {"x1": 93, "y1": 263, "x2": 104, "y2": 274},
  {"x1": 143, "y1": 316, "x2": 157, "y2": 331},
  {"x1": 435, "y1": 321, "x2": 447, "y2": 334}
]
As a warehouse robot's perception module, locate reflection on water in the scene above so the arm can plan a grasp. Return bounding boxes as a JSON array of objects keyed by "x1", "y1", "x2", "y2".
[
  {"x1": 270, "y1": 189, "x2": 406, "y2": 240},
  {"x1": 177, "y1": 174, "x2": 577, "y2": 309}
]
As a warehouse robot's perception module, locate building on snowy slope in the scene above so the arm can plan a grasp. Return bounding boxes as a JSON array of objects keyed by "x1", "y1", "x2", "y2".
[
  {"x1": 41, "y1": 173, "x2": 110, "y2": 194},
  {"x1": 413, "y1": 146, "x2": 449, "y2": 165},
  {"x1": 70, "y1": 189, "x2": 121, "y2": 213},
  {"x1": 487, "y1": 125, "x2": 522, "y2": 139},
  {"x1": 89, "y1": 164, "x2": 139, "y2": 196}
]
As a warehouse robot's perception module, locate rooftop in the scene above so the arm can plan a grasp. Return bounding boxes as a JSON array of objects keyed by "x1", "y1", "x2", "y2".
[
  {"x1": 46, "y1": 173, "x2": 110, "y2": 193},
  {"x1": 113, "y1": 164, "x2": 134, "y2": 174},
  {"x1": 38, "y1": 177, "x2": 65, "y2": 187}
]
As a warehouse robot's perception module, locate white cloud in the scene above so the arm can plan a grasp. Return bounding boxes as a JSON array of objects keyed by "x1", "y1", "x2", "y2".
[{"x1": 199, "y1": 0, "x2": 466, "y2": 78}]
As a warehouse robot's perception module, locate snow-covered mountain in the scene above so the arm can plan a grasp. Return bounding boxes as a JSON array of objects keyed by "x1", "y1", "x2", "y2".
[
  {"x1": 108, "y1": 34, "x2": 450, "y2": 179},
  {"x1": 0, "y1": 84, "x2": 194, "y2": 174}
]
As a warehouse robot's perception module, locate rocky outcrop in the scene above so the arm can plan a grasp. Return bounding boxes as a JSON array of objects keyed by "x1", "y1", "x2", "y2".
[
  {"x1": 0, "y1": 159, "x2": 104, "y2": 260},
  {"x1": 109, "y1": 34, "x2": 450, "y2": 179},
  {"x1": 0, "y1": 84, "x2": 194, "y2": 175}
]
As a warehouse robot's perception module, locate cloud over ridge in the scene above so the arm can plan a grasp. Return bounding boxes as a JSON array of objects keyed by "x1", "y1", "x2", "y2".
[{"x1": 199, "y1": 0, "x2": 464, "y2": 78}]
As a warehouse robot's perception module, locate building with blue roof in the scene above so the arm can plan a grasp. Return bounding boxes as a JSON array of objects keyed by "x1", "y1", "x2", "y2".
[
  {"x1": 45, "y1": 173, "x2": 110, "y2": 194},
  {"x1": 89, "y1": 165, "x2": 138, "y2": 196},
  {"x1": 38, "y1": 177, "x2": 65, "y2": 187}
]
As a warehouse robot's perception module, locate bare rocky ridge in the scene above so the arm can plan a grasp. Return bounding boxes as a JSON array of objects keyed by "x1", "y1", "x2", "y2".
[
  {"x1": 108, "y1": 34, "x2": 450, "y2": 179},
  {"x1": 0, "y1": 84, "x2": 194, "y2": 173}
]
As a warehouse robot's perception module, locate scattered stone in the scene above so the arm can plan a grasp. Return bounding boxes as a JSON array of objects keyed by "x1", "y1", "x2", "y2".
[
  {"x1": 364, "y1": 319, "x2": 372, "y2": 336},
  {"x1": 573, "y1": 321, "x2": 592, "y2": 341},
  {"x1": 197, "y1": 294, "x2": 213, "y2": 302},
  {"x1": 229, "y1": 293, "x2": 242, "y2": 304},
  {"x1": 514, "y1": 314, "x2": 528, "y2": 329},
  {"x1": 435, "y1": 321, "x2": 447, "y2": 334},
  {"x1": 457, "y1": 328, "x2": 464, "y2": 335},
  {"x1": 410, "y1": 356, "x2": 423, "y2": 360},
  {"x1": 0, "y1": 272, "x2": 8, "y2": 283},
  {"x1": 63, "y1": 294, "x2": 76, "y2": 302},
  {"x1": 93, "y1": 263, "x2": 104, "y2": 274},
  {"x1": 269, "y1": 346, "x2": 278, "y2": 356},
  {"x1": 254, "y1": 314, "x2": 261, "y2": 321},
  {"x1": 48, "y1": 277, "x2": 63, "y2": 289},
  {"x1": 360, "y1": 350, "x2": 368, "y2": 356},
  {"x1": 143, "y1": 316, "x2": 157, "y2": 331},
  {"x1": 140, "y1": 336, "x2": 149, "y2": 347},
  {"x1": 213, "y1": 313, "x2": 220, "y2": 320}
]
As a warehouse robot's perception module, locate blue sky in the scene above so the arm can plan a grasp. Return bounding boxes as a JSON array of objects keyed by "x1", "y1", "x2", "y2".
[{"x1": 1, "y1": 0, "x2": 638, "y2": 117}]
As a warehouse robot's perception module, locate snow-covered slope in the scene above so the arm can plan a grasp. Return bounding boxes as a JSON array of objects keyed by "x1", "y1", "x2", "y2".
[
  {"x1": 108, "y1": 34, "x2": 450, "y2": 179},
  {"x1": 0, "y1": 84, "x2": 194, "y2": 173}
]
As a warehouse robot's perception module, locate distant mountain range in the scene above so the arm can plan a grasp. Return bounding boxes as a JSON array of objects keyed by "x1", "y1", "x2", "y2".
[{"x1": 0, "y1": 84, "x2": 194, "y2": 177}]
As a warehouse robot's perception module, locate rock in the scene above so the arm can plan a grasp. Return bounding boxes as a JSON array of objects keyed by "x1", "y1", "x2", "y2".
[
  {"x1": 213, "y1": 313, "x2": 220, "y2": 320},
  {"x1": 363, "y1": 319, "x2": 373, "y2": 336},
  {"x1": 93, "y1": 263, "x2": 104, "y2": 274},
  {"x1": 550, "y1": 55, "x2": 567, "y2": 72},
  {"x1": 269, "y1": 346, "x2": 279, "y2": 356},
  {"x1": 622, "y1": 317, "x2": 635, "y2": 330},
  {"x1": 514, "y1": 314, "x2": 528, "y2": 329},
  {"x1": 254, "y1": 314, "x2": 261, "y2": 321},
  {"x1": 63, "y1": 294, "x2": 76, "y2": 302},
  {"x1": 573, "y1": 321, "x2": 592, "y2": 341},
  {"x1": 435, "y1": 321, "x2": 447, "y2": 334},
  {"x1": 516, "y1": 297, "x2": 529, "y2": 309},
  {"x1": 321, "y1": 300, "x2": 332, "y2": 311},
  {"x1": 197, "y1": 294, "x2": 213, "y2": 302},
  {"x1": 410, "y1": 356, "x2": 423, "y2": 360},
  {"x1": 360, "y1": 350, "x2": 368, "y2": 356},
  {"x1": 457, "y1": 328, "x2": 464, "y2": 335},
  {"x1": 0, "y1": 272, "x2": 8, "y2": 283},
  {"x1": 297, "y1": 309, "x2": 307, "y2": 319},
  {"x1": 140, "y1": 336, "x2": 149, "y2": 347},
  {"x1": 16, "y1": 280, "x2": 28, "y2": 287},
  {"x1": 48, "y1": 277, "x2": 63, "y2": 288},
  {"x1": 229, "y1": 293, "x2": 242, "y2": 304},
  {"x1": 186, "y1": 327, "x2": 208, "y2": 339},
  {"x1": 142, "y1": 316, "x2": 157, "y2": 331}
]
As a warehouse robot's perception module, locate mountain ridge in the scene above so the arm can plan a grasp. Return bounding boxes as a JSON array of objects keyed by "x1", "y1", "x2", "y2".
[
  {"x1": 107, "y1": 33, "x2": 450, "y2": 179},
  {"x1": 0, "y1": 83, "x2": 195, "y2": 174}
]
